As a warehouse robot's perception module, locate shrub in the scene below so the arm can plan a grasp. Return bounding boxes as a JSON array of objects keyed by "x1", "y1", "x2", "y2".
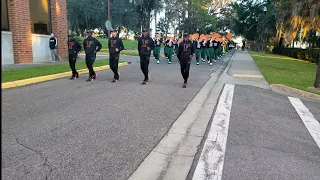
[
  {"x1": 284, "y1": 48, "x2": 296, "y2": 57},
  {"x1": 272, "y1": 47, "x2": 280, "y2": 54},
  {"x1": 291, "y1": 49, "x2": 303, "y2": 59},
  {"x1": 311, "y1": 49, "x2": 320, "y2": 63},
  {"x1": 297, "y1": 49, "x2": 307, "y2": 60},
  {"x1": 304, "y1": 49, "x2": 314, "y2": 62},
  {"x1": 272, "y1": 46, "x2": 320, "y2": 64}
]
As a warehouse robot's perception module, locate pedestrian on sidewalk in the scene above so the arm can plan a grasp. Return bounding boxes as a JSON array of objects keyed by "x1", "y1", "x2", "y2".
[
  {"x1": 194, "y1": 37, "x2": 202, "y2": 65},
  {"x1": 83, "y1": 31, "x2": 102, "y2": 81},
  {"x1": 138, "y1": 29, "x2": 155, "y2": 85},
  {"x1": 153, "y1": 34, "x2": 161, "y2": 64},
  {"x1": 108, "y1": 29, "x2": 124, "y2": 83},
  {"x1": 68, "y1": 34, "x2": 81, "y2": 80},
  {"x1": 49, "y1": 33, "x2": 60, "y2": 62},
  {"x1": 177, "y1": 33, "x2": 195, "y2": 88}
]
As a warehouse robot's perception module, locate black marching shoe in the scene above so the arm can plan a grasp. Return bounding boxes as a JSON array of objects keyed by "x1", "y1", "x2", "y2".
[
  {"x1": 117, "y1": 72, "x2": 120, "y2": 80},
  {"x1": 92, "y1": 73, "x2": 97, "y2": 79},
  {"x1": 183, "y1": 82, "x2": 187, "y2": 88},
  {"x1": 111, "y1": 79, "x2": 118, "y2": 83},
  {"x1": 141, "y1": 81, "x2": 149, "y2": 85},
  {"x1": 86, "y1": 77, "x2": 93, "y2": 81}
]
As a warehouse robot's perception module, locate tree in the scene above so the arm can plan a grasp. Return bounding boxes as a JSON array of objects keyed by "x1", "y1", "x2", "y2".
[
  {"x1": 67, "y1": 0, "x2": 107, "y2": 35},
  {"x1": 156, "y1": 17, "x2": 169, "y2": 35},
  {"x1": 175, "y1": 0, "x2": 218, "y2": 34}
]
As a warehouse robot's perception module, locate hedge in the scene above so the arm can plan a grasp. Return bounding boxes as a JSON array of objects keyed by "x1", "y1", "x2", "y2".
[{"x1": 272, "y1": 47, "x2": 320, "y2": 63}]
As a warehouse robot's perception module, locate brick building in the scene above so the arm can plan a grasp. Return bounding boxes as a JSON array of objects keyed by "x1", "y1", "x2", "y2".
[{"x1": 1, "y1": 0, "x2": 68, "y2": 65}]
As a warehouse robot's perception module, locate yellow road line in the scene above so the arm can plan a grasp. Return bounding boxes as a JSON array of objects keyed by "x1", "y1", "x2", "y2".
[
  {"x1": 232, "y1": 74, "x2": 264, "y2": 78},
  {"x1": 2, "y1": 62, "x2": 128, "y2": 89}
]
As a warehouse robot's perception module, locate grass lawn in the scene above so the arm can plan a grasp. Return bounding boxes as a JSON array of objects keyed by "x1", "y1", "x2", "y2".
[
  {"x1": 76, "y1": 36, "x2": 138, "y2": 51},
  {"x1": 2, "y1": 60, "x2": 116, "y2": 83},
  {"x1": 249, "y1": 51, "x2": 319, "y2": 94}
]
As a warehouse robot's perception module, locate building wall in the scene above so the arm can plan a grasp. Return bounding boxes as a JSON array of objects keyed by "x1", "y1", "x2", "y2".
[
  {"x1": 4, "y1": 0, "x2": 68, "y2": 64},
  {"x1": 32, "y1": 34, "x2": 52, "y2": 63},
  {"x1": 7, "y1": 0, "x2": 33, "y2": 64},
  {"x1": 51, "y1": 0, "x2": 68, "y2": 60},
  {"x1": 1, "y1": 31, "x2": 14, "y2": 65}
]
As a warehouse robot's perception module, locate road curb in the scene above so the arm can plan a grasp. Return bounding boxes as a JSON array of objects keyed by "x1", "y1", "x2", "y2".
[
  {"x1": 270, "y1": 84, "x2": 320, "y2": 102},
  {"x1": 2, "y1": 62, "x2": 129, "y2": 89}
]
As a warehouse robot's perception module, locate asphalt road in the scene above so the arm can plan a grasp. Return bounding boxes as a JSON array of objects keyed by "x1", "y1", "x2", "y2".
[
  {"x1": 2, "y1": 50, "x2": 319, "y2": 180},
  {"x1": 1, "y1": 55, "x2": 223, "y2": 180},
  {"x1": 222, "y1": 85, "x2": 320, "y2": 180}
]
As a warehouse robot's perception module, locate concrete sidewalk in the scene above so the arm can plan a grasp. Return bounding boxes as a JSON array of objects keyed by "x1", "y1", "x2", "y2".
[{"x1": 226, "y1": 49, "x2": 270, "y2": 89}]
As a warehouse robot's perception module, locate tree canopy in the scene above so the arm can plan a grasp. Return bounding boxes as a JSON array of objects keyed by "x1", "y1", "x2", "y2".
[{"x1": 224, "y1": 0, "x2": 320, "y2": 48}]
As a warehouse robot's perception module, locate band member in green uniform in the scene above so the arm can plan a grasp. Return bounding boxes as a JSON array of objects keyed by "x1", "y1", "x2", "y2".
[
  {"x1": 153, "y1": 35, "x2": 161, "y2": 64},
  {"x1": 206, "y1": 36, "x2": 214, "y2": 66},
  {"x1": 194, "y1": 37, "x2": 202, "y2": 65}
]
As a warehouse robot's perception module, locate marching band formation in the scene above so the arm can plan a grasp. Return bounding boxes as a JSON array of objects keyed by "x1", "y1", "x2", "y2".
[
  {"x1": 152, "y1": 33, "x2": 232, "y2": 66},
  {"x1": 69, "y1": 30, "x2": 233, "y2": 88}
]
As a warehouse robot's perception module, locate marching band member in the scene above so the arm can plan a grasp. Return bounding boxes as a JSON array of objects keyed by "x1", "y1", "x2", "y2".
[
  {"x1": 206, "y1": 36, "x2": 214, "y2": 66},
  {"x1": 166, "y1": 37, "x2": 174, "y2": 64},
  {"x1": 194, "y1": 37, "x2": 202, "y2": 65},
  {"x1": 200, "y1": 37, "x2": 207, "y2": 62},
  {"x1": 177, "y1": 34, "x2": 195, "y2": 88},
  {"x1": 213, "y1": 37, "x2": 220, "y2": 61},
  {"x1": 153, "y1": 34, "x2": 161, "y2": 64}
]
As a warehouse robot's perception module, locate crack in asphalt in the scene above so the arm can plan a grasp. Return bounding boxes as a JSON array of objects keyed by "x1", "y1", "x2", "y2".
[
  {"x1": 14, "y1": 136, "x2": 53, "y2": 180},
  {"x1": 3, "y1": 132, "x2": 53, "y2": 180}
]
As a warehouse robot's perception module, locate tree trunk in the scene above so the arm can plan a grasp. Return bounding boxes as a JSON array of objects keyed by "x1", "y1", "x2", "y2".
[
  {"x1": 147, "y1": 11, "x2": 151, "y2": 34},
  {"x1": 85, "y1": 15, "x2": 89, "y2": 30},
  {"x1": 314, "y1": 53, "x2": 320, "y2": 88},
  {"x1": 154, "y1": 10, "x2": 157, "y2": 34}
]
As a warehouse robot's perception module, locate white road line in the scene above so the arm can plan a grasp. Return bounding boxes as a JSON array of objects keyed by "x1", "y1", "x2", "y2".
[
  {"x1": 192, "y1": 84, "x2": 235, "y2": 180},
  {"x1": 288, "y1": 97, "x2": 320, "y2": 149}
]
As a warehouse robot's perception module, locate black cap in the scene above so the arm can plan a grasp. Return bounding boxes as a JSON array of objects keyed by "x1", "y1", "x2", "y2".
[
  {"x1": 184, "y1": 33, "x2": 189, "y2": 37},
  {"x1": 142, "y1": 29, "x2": 148, "y2": 32},
  {"x1": 110, "y1": 28, "x2": 117, "y2": 32},
  {"x1": 69, "y1": 33, "x2": 75, "y2": 37},
  {"x1": 86, "y1": 30, "x2": 93, "y2": 34}
]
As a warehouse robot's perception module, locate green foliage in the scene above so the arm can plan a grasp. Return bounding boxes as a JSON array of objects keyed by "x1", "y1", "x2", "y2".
[
  {"x1": 179, "y1": 0, "x2": 218, "y2": 34},
  {"x1": 226, "y1": 0, "x2": 276, "y2": 42},
  {"x1": 156, "y1": 17, "x2": 169, "y2": 35},
  {"x1": 67, "y1": 0, "x2": 107, "y2": 33},
  {"x1": 67, "y1": 0, "x2": 162, "y2": 36}
]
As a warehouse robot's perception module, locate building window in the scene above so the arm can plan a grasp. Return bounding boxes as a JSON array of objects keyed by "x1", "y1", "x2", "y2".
[
  {"x1": 1, "y1": 0, "x2": 9, "y2": 31},
  {"x1": 29, "y1": 0, "x2": 51, "y2": 35}
]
